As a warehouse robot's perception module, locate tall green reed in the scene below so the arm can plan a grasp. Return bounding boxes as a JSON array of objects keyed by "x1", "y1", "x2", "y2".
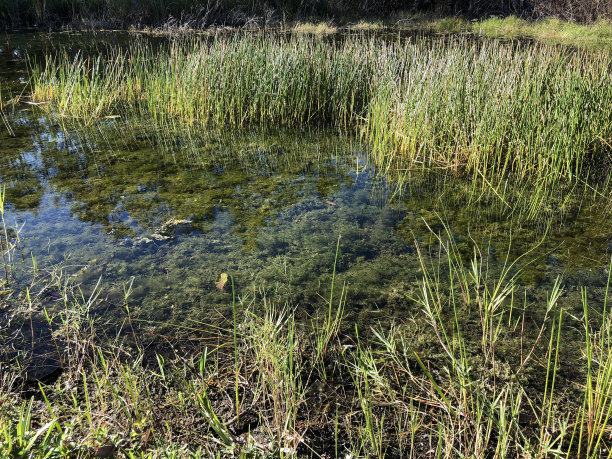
[
  {"x1": 31, "y1": 35, "x2": 375, "y2": 127},
  {"x1": 343, "y1": 225, "x2": 577, "y2": 457},
  {"x1": 29, "y1": 33, "x2": 612, "y2": 191},
  {"x1": 570, "y1": 260, "x2": 612, "y2": 457},
  {"x1": 312, "y1": 234, "x2": 346, "y2": 379},
  {"x1": 365, "y1": 39, "x2": 612, "y2": 183}
]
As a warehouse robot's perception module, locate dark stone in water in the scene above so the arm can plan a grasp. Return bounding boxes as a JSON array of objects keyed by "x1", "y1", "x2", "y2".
[{"x1": 92, "y1": 445, "x2": 116, "y2": 458}]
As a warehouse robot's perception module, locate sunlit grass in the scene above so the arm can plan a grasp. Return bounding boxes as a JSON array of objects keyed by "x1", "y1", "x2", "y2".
[
  {"x1": 29, "y1": 33, "x2": 612, "y2": 192},
  {"x1": 475, "y1": 16, "x2": 612, "y2": 47},
  {"x1": 427, "y1": 16, "x2": 471, "y2": 34},
  {"x1": 364, "y1": 38, "x2": 612, "y2": 186},
  {"x1": 291, "y1": 16, "x2": 612, "y2": 46},
  {"x1": 3, "y1": 211, "x2": 612, "y2": 456},
  {"x1": 392, "y1": 15, "x2": 612, "y2": 47},
  {"x1": 347, "y1": 20, "x2": 385, "y2": 31},
  {"x1": 291, "y1": 21, "x2": 338, "y2": 34}
]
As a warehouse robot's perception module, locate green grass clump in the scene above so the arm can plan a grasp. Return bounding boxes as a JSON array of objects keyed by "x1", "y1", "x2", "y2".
[
  {"x1": 29, "y1": 34, "x2": 612, "y2": 188},
  {"x1": 347, "y1": 20, "x2": 385, "y2": 31},
  {"x1": 364, "y1": 38, "x2": 612, "y2": 185},
  {"x1": 291, "y1": 21, "x2": 338, "y2": 34},
  {"x1": 394, "y1": 15, "x2": 612, "y2": 47},
  {"x1": 475, "y1": 16, "x2": 612, "y2": 46},
  {"x1": 428, "y1": 16, "x2": 471, "y2": 34},
  {"x1": 31, "y1": 36, "x2": 374, "y2": 128}
]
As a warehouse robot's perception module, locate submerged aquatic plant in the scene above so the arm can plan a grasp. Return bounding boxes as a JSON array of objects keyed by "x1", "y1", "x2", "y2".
[{"x1": 0, "y1": 83, "x2": 15, "y2": 136}]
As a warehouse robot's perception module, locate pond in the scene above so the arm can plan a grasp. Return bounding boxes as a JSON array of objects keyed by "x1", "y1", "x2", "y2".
[
  {"x1": 3, "y1": 30, "x2": 612, "y2": 458},
  {"x1": 1, "y1": 31, "x2": 611, "y2": 336}
]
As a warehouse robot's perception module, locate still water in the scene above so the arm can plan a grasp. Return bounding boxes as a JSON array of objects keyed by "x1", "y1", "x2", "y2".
[{"x1": 1, "y1": 32, "x2": 610, "y2": 335}]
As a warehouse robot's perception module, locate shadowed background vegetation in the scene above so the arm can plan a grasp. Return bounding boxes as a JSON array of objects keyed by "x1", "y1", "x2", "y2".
[{"x1": 1, "y1": 0, "x2": 611, "y2": 29}]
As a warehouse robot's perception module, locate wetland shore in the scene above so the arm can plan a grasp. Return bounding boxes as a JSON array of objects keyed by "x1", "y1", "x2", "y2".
[{"x1": 0, "y1": 15, "x2": 611, "y2": 458}]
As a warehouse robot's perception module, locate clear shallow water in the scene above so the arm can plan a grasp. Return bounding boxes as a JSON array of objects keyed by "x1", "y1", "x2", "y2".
[
  {"x1": 0, "y1": 32, "x2": 611, "y2": 335},
  {"x1": 2, "y1": 117, "x2": 416, "y2": 325}
]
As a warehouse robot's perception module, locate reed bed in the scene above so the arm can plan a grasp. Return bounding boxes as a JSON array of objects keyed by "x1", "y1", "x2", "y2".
[
  {"x1": 31, "y1": 36, "x2": 375, "y2": 128},
  {"x1": 29, "y1": 34, "x2": 612, "y2": 187},
  {"x1": 365, "y1": 41, "x2": 612, "y2": 183}
]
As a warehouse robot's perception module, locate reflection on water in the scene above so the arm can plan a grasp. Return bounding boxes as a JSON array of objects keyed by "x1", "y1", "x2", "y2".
[
  {"x1": 0, "y1": 113, "x2": 610, "y2": 332},
  {"x1": 0, "y1": 31, "x2": 610, "y2": 333}
]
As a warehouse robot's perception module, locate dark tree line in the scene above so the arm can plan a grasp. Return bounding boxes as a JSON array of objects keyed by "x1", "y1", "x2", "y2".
[
  {"x1": 323, "y1": 0, "x2": 610, "y2": 21},
  {"x1": 0, "y1": 0, "x2": 609, "y2": 29}
]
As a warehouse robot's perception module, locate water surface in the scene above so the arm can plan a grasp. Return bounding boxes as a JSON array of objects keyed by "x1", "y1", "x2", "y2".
[{"x1": 1, "y1": 32, "x2": 610, "y2": 336}]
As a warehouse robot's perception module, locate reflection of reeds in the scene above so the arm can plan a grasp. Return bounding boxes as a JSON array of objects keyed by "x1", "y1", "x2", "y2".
[
  {"x1": 0, "y1": 185, "x2": 21, "y2": 279},
  {"x1": 30, "y1": 34, "x2": 612, "y2": 191},
  {"x1": 0, "y1": 84, "x2": 15, "y2": 136}
]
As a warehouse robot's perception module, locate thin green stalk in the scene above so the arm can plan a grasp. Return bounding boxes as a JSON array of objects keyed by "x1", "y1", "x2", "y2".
[{"x1": 231, "y1": 275, "x2": 240, "y2": 430}]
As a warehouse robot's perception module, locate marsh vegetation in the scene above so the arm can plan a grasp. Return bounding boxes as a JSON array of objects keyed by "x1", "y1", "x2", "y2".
[
  {"x1": 0, "y1": 19, "x2": 611, "y2": 459},
  {"x1": 30, "y1": 34, "x2": 612, "y2": 188}
]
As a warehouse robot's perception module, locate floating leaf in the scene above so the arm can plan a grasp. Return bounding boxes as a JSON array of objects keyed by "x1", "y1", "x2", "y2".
[{"x1": 216, "y1": 273, "x2": 228, "y2": 290}]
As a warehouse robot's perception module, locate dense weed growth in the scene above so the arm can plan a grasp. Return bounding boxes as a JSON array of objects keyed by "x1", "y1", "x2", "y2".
[
  {"x1": 30, "y1": 34, "x2": 612, "y2": 188},
  {"x1": 415, "y1": 15, "x2": 612, "y2": 47},
  {"x1": 2, "y1": 206, "x2": 612, "y2": 456}
]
